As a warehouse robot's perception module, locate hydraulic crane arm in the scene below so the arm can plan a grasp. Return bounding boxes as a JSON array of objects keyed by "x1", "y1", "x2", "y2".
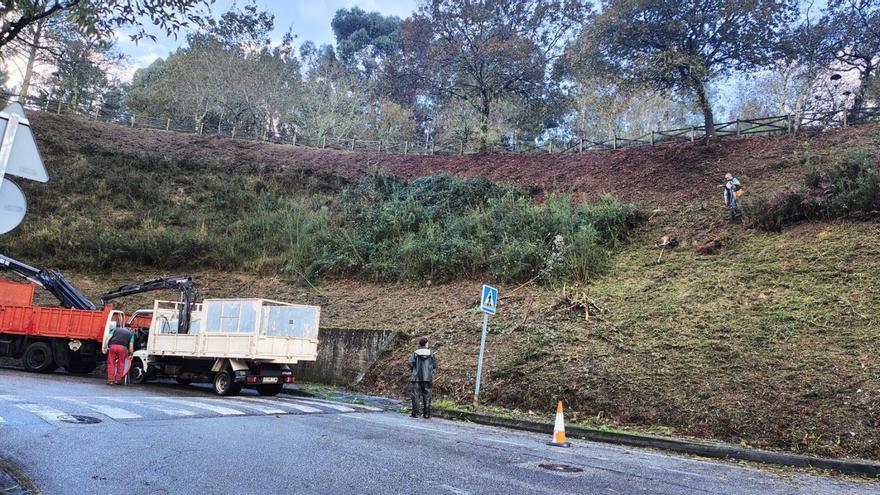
[
  {"x1": 0, "y1": 253, "x2": 97, "y2": 310},
  {"x1": 100, "y1": 276, "x2": 196, "y2": 334}
]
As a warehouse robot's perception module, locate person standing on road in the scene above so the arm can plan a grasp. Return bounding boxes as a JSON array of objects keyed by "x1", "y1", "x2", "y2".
[
  {"x1": 720, "y1": 173, "x2": 743, "y2": 220},
  {"x1": 102, "y1": 321, "x2": 134, "y2": 385},
  {"x1": 409, "y1": 337, "x2": 437, "y2": 419}
]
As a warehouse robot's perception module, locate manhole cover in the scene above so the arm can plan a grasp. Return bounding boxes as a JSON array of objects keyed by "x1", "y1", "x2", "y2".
[
  {"x1": 61, "y1": 415, "x2": 101, "y2": 425},
  {"x1": 538, "y1": 463, "x2": 584, "y2": 473}
]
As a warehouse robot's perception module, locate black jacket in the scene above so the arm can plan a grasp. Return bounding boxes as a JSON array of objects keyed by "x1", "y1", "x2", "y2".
[{"x1": 408, "y1": 347, "x2": 437, "y2": 382}]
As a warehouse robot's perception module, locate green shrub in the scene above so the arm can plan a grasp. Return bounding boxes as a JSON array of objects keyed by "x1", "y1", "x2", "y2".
[{"x1": 748, "y1": 150, "x2": 880, "y2": 231}]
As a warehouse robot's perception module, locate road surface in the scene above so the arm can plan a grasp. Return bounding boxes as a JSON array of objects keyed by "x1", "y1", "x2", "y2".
[{"x1": 0, "y1": 370, "x2": 876, "y2": 495}]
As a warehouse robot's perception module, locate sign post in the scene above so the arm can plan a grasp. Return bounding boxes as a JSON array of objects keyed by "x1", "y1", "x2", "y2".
[{"x1": 474, "y1": 284, "x2": 498, "y2": 406}]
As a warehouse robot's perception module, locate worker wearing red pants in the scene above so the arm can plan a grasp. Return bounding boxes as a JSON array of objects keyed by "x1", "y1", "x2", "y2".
[{"x1": 102, "y1": 322, "x2": 135, "y2": 385}]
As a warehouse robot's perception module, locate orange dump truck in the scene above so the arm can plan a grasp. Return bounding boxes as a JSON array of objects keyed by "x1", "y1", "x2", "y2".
[{"x1": 0, "y1": 279, "x2": 120, "y2": 373}]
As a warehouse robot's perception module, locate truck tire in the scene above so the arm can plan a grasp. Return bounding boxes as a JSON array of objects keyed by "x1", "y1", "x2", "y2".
[
  {"x1": 212, "y1": 369, "x2": 242, "y2": 396},
  {"x1": 22, "y1": 342, "x2": 56, "y2": 373},
  {"x1": 129, "y1": 359, "x2": 148, "y2": 385},
  {"x1": 176, "y1": 376, "x2": 192, "y2": 386},
  {"x1": 64, "y1": 355, "x2": 98, "y2": 374},
  {"x1": 256, "y1": 384, "x2": 283, "y2": 396}
]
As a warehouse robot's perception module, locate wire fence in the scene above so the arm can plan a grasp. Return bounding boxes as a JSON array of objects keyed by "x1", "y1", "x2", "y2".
[{"x1": 6, "y1": 90, "x2": 878, "y2": 156}]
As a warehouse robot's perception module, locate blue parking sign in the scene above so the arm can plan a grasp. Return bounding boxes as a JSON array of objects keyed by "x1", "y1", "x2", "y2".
[{"x1": 480, "y1": 284, "x2": 498, "y2": 315}]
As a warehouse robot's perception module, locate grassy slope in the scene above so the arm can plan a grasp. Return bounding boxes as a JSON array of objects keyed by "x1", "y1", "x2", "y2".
[{"x1": 4, "y1": 112, "x2": 879, "y2": 459}]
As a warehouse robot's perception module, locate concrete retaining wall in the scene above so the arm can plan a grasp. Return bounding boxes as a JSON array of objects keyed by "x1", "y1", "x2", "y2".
[{"x1": 292, "y1": 328, "x2": 397, "y2": 386}]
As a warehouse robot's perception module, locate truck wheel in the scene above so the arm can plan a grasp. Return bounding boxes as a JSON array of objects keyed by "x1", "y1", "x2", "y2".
[
  {"x1": 129, "y1": 359, "x2": 148, "y2": 385},
  {"x1": 212, "y1": 370, "x2": 242, "y2": 396},
  {"x1": 64, "y1": 358, "x2": 98, "y2": 375},
  {"x1": 256, "y1": 384, "x2": 283, "y2": 396},
  {"x1": 176, "y1": 376, "x2": 192, "y2": 386},
  {"x1": 22, "y1": 342, "x2": 56, "y2": 373}
]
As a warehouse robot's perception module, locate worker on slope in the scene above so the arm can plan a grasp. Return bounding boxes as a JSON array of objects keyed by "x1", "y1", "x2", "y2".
[
  {"x1": 408, "y1": 337, "x2": 437, "y2": 419},
  {"x1": 102, "y1": 321, "x2": 134, "y2": 385},
  {"x1": 721, "y1": 172, "x2": 743, "y2": 220}
]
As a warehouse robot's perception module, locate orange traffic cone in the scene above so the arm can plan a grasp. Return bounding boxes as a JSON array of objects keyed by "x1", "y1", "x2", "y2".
[{"x1": 548, "y1": 400, "x2": 571, "y2": 447}]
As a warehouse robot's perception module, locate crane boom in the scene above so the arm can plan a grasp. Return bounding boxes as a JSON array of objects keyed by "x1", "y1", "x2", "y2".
[
  {"x1": 0, "y1": 253, "x2": 96, "y2": 310},
  {"x1": 100, "y1": 275, "x2": 196, "y2": 334}
]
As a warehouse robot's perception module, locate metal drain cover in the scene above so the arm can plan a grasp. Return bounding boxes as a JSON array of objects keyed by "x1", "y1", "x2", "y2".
[
  {"x1": 538, "y1": 463, "x2": 583, "y2": 473},
  {"x1": 61, "y1": 415, "x2": 101, "y2": 424}
]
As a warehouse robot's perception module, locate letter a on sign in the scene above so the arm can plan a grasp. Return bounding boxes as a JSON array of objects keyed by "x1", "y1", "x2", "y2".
[{"x1": 480, "y1": 284, "x2": 498, "y2": 315}]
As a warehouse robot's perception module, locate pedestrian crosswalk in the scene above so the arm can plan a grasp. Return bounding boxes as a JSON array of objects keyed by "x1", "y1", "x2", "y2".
[{"x1": 0, "y1": 393, "x2": 379, "y2": 426}]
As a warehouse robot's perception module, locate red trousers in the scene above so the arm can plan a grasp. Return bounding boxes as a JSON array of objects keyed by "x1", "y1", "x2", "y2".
[{"x1": 107, "y1": 345, "x2": 129, "y2": 383}]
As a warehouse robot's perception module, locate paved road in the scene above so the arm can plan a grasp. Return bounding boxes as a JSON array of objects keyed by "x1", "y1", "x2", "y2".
[{"x1": 0, "y1": 370, "x2": 877, "y2": 495}]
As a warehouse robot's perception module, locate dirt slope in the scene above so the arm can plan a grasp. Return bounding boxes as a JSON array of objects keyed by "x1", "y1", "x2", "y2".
[
  {"x1": 32, "y1": 112, "x2": 880, "y2": 206},
  {"x1": 12, "y1": 112, "x2": 880, "y2": 461}
]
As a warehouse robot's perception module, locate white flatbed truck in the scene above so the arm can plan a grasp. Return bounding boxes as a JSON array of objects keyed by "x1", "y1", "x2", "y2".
[{"x1": 128, "y1": 298, "x2": 320, "y2": 396}]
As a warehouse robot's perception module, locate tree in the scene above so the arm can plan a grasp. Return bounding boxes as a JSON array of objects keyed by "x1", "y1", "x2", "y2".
[
  {"x1": 331, "y1": 7, "x2": 401, "y2": 80},
  {"x1": 398, "y1": 0, "x2": 587, "y2": 150},
  {"x1": 577, "y1": 0, "x2": 796, "y2": 136},
  {"x1": 0, "y1": 1, "x2": 209, "y2": 53},
  {"x1": 820, "y1": 0, "x2": 880, "y2": 111}
]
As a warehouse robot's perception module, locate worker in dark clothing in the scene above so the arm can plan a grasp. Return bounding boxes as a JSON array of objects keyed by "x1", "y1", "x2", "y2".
[
  {"x1": 408, "y1": 337, "x2": 437, "y2": 419},
  {"x1": 102, "y1": 321, "x2": 134, "y2": 385}
]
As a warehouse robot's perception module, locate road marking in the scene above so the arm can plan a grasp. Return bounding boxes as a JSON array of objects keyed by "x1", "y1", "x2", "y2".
[
  {"x1": 212, "y1": 398, "x2": 286, "y2": 414},
  {"x1": 0, "y1": 395, "x2": 25, "y2": 402},
  {"x1": 292, "y1": 398, "x2": 355, "y2": 412},
  {"x1": 439, "y1": 485, "x2": 472, "y2": 495},
  {"x1": 16, "y1": 403, "x2": 76, "y2": 422},
  {"x1": 268, "y1": 398, "x2": 322, "y2": 413},
  {"x1": 235, "y1": 397, "x2": 320, "y2": 413},
  {"x1": 155, "y1": 398, "x2": 245, "y2": 416},
  {"x1": 100, "y1": 396, "x2": 196, "y2": 417},
  {"x1": 50, "y1": 397, "x2": 142, "y2": 420}
]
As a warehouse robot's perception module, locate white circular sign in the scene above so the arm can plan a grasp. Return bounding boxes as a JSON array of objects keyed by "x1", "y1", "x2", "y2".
[{"x1": 0, "y1": 178, "x2": 27, "y2": 235}]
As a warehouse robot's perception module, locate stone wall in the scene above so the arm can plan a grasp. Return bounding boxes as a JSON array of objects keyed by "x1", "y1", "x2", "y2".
[{"x1": 292, "y1": 328, "x2": 397, "y2": 386}]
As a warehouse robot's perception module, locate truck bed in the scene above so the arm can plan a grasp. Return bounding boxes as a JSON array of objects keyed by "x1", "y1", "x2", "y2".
[{"x1": 0, "y1": 304, "x2": 111, "y2": 342}]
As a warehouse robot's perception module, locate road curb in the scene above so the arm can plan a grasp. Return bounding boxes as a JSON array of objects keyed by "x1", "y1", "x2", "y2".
[
  {"x1": 433, "y1": 408, "x2": 880, "y2": 477},
  {"x1": 0, "y1": 457, "x2": 39, "y2": 495}
]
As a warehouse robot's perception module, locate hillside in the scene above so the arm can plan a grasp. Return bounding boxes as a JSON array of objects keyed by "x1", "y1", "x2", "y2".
[{"x1": 3, "y1": 112, "x2": 879, "y2": 461}]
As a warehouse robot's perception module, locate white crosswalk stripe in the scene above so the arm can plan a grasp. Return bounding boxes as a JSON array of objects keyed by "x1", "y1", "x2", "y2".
[
  {"x1": 154, "y1": 397, "x2": 246, "y2": 416},
  {"x1": 239, "y1": 396, "x2": 322, "y2": 413},
  {"x1": 51, "y1": 397, "x2": 142, "y2": 419},
  {"x1": 0, "y1": 393, "x2": 375, "y2": 424},
  {"x1": 100, "y1": 396, "x2": 197, "y2": 417},
  {"x1": 217, "y1": 398, "x2": 286, "y2": 414},
  {"x1": 294, "y1": 398, "x2": 356, "y2": 412},
  {"x1": 16, "y1": 403, "x2": 77, "y2": 422}
]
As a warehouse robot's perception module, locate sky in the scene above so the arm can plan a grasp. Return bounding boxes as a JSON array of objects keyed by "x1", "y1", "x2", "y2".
[{"x1": 115, "y1": 0, "x2": 419, "y2": 80}]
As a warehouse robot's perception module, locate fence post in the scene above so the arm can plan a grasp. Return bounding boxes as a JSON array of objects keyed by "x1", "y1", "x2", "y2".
[
  {"x1": 231, "y1": 126, "x2": 237, "y2": 139},
  {"x1": 404, "y1": 141, "x2": 409, "y2": 154},
  {"x1": 56, "y1": 99, "x2": 62, "y2": 115},
  {"x1": 165, "y1": 118, "x2": 171, "y2": 130},
  {"x1": 430, "y1": 142, "x2": 435, "y2": 155},
  {"x1": 612, "y1": 133, "x2": 617, "y2": 150},
  {"x1": 459, "y1": 140, "x2": 464, "y2": 155},
  {"x1": 321, "y1": 136, "x2": 326, "y2": 149},
  {"x1": 736, "y1": 119, "x2": 741, "y2": 136},
  {"x1": 130, "y1": 116, "x2": 135, "y2": 128},
  {"x1": 378, "y1": 140, "x2": 383, "y2": 153},
  {"x1": 579, "y1": 137, "x2": 584, "y2": 153},
  {"x1": 690, "y1": 127, "x2": 695, "y2": 142},
  {"x1": 351, "y1": 137, "x2": 356, "y2": 150},
  {"x1": 548, "y1": 140, "x2": 553, "y2": 153},
  {"x1": 650, "y1": 130, "x2": 654, "y2": 146},
  {"x1": 842, "y1": 108, "x2": 848, "y2": 128},
  {"x1": 93, "y1": 106, "x2": 100, "y2": 120}
]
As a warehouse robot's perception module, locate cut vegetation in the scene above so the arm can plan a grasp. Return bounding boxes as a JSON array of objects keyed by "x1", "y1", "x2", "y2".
[{"x1": 2, "y1": 112, "x2": 878, "y2": 460}]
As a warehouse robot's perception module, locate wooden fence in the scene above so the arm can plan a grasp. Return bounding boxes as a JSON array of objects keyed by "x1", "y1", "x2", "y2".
[{"x1": 5, "y1": 91, "x2": 875, "y2": 157}]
